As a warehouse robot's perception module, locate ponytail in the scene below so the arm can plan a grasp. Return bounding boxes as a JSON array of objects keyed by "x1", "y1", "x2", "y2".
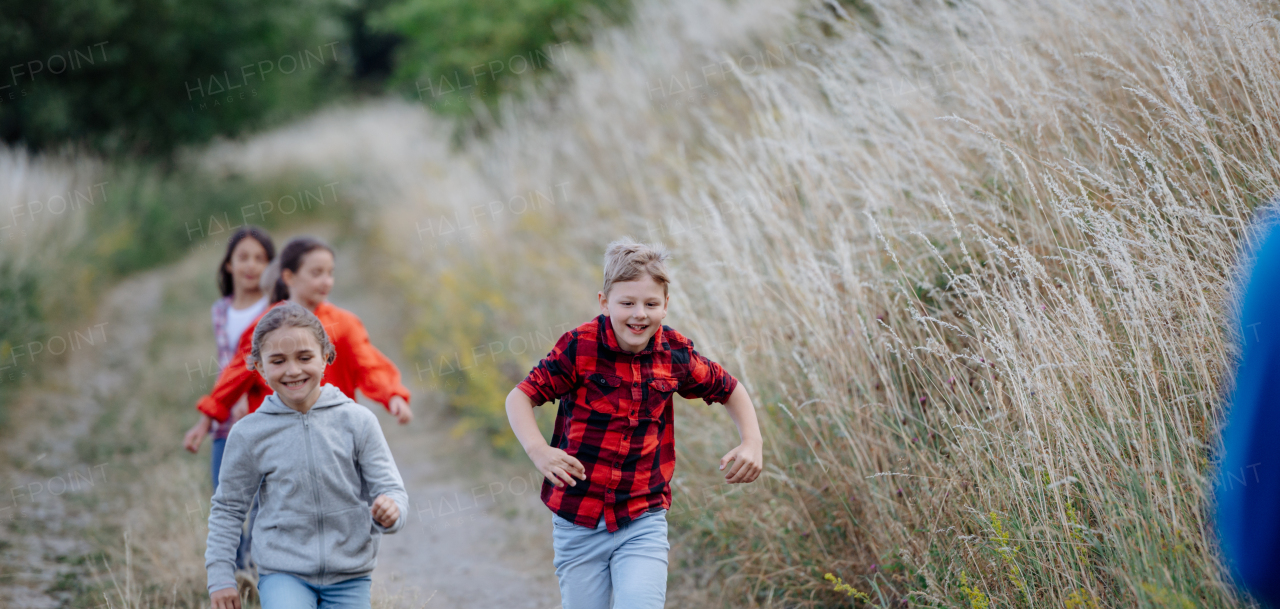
[
  {"x1": 269, "y1": 237, "x2": 334, "y2": 304},
  {"x1": 260, "y1": 257, "x2": 286, "y2": 303}
]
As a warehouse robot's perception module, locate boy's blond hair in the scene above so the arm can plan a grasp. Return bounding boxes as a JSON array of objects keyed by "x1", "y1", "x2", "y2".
[{"x1": 602, "y1": 237, "x2": 671, "y2": 296}]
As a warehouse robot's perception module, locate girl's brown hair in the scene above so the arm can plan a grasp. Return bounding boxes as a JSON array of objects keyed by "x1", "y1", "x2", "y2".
[
  {"x1": 246, "y1": 303, "x2": 336, "y2": 369},
  {"x1": 260, "y1": 236, "x2": 334, "y2": 303},
  {"x1": 218, "y1": 226, "x2": 275, "y2": 297}
]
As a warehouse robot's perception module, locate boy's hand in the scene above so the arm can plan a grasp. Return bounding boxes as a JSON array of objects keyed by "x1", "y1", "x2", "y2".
[
  {"x1": 529, "y1": 444, "x2": 587, "y2": 488},
  {"x1": 388, "y1": 396, "x2": 413, "y2": 425},
  {"x1": 210, "y1": 587, "x2": 241, "y2": 609},
  {"x1": 183, "y1": 414, "x2": 213, "y2": 453},
  {"x1": 372, "y1": 494, "x2": 400, "y2": 528},
  {"x1": 720, "y1": 439, "x2": 763, "y2": 484}
]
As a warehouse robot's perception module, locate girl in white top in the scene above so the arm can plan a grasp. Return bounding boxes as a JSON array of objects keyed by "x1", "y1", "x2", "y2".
[{"x1": 182, "y1": 226, "x2": 276, "y2": 572}]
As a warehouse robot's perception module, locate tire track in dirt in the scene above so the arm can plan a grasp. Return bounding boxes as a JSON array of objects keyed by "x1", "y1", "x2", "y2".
[
  {"x1": 331, "y1": 244, "x2": 562, "y2": 609},
  {"x1": 0, "y1": 271, "x2": 165, "y2": 608}
]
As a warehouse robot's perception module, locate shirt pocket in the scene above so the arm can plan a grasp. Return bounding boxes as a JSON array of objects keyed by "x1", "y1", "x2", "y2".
[
  {"x1": 642, "y1": 376, "x2": 679, "y2": 419},
  {"x1": 581, "y1": 372, "x2": 623, "y2": 414}
]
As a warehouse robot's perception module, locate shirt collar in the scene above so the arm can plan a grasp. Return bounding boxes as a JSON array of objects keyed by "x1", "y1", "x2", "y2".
[{"x1": 598, "y1": 314, "x2": 666, "y2": 355}]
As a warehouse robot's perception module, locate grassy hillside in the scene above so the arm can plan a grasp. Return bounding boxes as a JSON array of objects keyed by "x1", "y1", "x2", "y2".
[
  {"x1": 355, "y1": 0, "x2": 1271, "y2": 604},
  {"x1": 9, "y1": 0, "x2": 1278, "y2": 605}
]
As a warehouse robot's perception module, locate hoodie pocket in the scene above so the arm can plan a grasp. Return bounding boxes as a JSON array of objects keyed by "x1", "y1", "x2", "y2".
[
  {"x1": 323, "y1": 504, "x2": 379, "y2": 575},
  {"x1": 253, "y1": 511, "x2": 320, "y2": 575}
]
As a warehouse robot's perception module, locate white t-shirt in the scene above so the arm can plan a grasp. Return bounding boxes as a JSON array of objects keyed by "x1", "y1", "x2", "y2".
[{"x1": 223, "y1": 295, "x2": 269, "y2": 351}]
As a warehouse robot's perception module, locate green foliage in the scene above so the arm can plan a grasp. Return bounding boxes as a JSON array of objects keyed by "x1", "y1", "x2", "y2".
[
  {"x1": 0, "y1": 163, "x2": 353, "y2": 426},
  {"x1": 373, "y1": 0, "x2": 629, "y2": 114},
  {"x1": 0, "y1": 261, "x2": 43, "y2": 426},
  {"x1": 81, "y1": 166, "x2": 351, "y2": 279},
  {"x1": 0, "y1": 0, "x2": 638, "y2": 152},
  {"x1": 401, "y1": 261, "x2": 531, "y2": 453},
  {"x1": 0, "y1": 0, "x2": 349, "y2": 154}
]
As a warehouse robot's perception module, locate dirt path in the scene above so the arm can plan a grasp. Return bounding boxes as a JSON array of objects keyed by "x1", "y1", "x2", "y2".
[
  {"x1": 0, "y1": 271, "x2": 165, "y2": 608},
  {"x1": 333, "y1": 245, "x2": 562, "y2": 609},
  {"x1": 0, "y1": 237, "x2": 561, "y2": 608}
]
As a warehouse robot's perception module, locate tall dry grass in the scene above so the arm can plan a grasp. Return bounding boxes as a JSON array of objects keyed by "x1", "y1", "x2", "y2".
[
  {"x1": 654, "y1": 0, "x2": 1273, "y2": 604},
  {"x1": 184, "y1": 0, "x2": 1280, "y2": 605}
]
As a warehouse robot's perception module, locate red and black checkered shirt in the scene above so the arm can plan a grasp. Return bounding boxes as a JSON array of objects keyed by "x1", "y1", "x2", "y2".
[{"x1": 517, "y1": 314, "x2": 739, "y2": 532}]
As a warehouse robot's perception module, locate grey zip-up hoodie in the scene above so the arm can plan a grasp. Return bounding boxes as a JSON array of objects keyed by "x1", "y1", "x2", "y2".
[{"x1": 205, "y1": 384, "x2": 408, "y2": 593}]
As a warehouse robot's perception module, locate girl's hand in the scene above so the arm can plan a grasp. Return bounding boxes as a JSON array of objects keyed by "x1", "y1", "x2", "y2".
[
  {"x1": 720, "y1": 439, "x2": 763, "y2": 484},
  {"x1": 528, "y1": 444, "x2": 586, "y2": 488},
  {"x1": 388, "y1": 396, "x2": 413, "y2": 425},
  {"x1": 372, "y1": 494, "x2": 400, "y2": 528},
  {"x1": 210, "y1": 587, "x2": 241, "y2": 609},
  {"x1": 183, "y1": 414, "x2": 213, "y2": 453},
  {"x1": 230, "y1": 396, "x2": 249, "y2": 421}
]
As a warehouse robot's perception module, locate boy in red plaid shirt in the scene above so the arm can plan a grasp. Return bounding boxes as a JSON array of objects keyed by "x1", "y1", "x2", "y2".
[{"x1": 505, "y1": 238, "x2": 764, "y2": 609}]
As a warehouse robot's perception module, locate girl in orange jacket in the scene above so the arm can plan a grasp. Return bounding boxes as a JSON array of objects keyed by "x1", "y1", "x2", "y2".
[{"x1": 187, "y1": 236, "x2": 413, "y2": 431}]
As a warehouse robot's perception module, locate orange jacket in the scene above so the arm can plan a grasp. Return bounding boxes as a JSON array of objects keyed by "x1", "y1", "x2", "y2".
[{"x1": 196, "y1": 301, "x2": 411, "y2": 422}]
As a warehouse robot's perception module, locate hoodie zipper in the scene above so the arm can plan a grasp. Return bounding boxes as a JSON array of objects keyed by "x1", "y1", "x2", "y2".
[{"x1": 302, "y1": 412, "x2": 327, "y2": 581}]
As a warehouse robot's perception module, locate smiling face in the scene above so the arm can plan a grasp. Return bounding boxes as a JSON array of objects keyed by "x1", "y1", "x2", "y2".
[
  {"x1": 226, "y1": 237, "x2": 269, "y2": 298},
  {"x1": 598, "y1": 273, "x2": 669, "y2": 353},
  {"x1": 282, "y1": 248, "x2": 334, "y2": 311},
  {"x1": 253, "y1": 325, "x2": 327, "y2": 412}
]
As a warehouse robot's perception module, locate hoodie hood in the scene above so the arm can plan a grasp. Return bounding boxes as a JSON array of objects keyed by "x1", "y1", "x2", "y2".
[{"x1": 256, "y1": 383, "x2": 353, "y2": 415}]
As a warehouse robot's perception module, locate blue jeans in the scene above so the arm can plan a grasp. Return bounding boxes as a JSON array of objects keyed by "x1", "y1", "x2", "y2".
[
  {"x1": 552, "y1": 509, "x2": 669, "y2": 609},
  {"x1": 258, "y1": 573, "x2": 372, "y2": 609},
  {"x1": 211, "y1": 437, "x2": 257, "y2": 571}
]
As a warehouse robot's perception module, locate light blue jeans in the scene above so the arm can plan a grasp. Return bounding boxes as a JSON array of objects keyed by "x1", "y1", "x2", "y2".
[
  {"x1": 257, "y1": 573, "x2": 371, "y2": 609},
  {"x1": 552, "y1": 509, "x2": 670, "y2": 609}
]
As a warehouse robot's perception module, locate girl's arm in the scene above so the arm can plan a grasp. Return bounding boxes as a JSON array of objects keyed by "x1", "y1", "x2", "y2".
[
  {"x1": 356, "y1": 412, "x2": 409, "y2": 533},
  {"x1": 344, "y1": 313, "x2": 412, "y2": 416},
  {"x1": 196, "y1": 325, "x2": 269, "y2": 422},
  {"x1": 183, "y1": 414, "x2": 213, "y2": 453},
  {"x1": 205, "y1": 429, "x2": 261, "y2": 596}
]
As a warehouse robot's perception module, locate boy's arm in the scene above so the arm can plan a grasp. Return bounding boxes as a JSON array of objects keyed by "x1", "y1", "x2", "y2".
[
  {"x1": 357, "y1": 413, "x2": 409, "y2": 534},
  {"x1": 718, "y1": 383, "x2": 764, "y2": 484},
  {"x1": 508, "y1": 330, "x2": 587, "y2": 487},
  {"x1": 205, "y1": 429, "x2": 260, "y2": 595},
  {"x1": 677, "y1": 342, "x2": 763, "y2": 483},
  {"x1": 515, "y1": 330, "x2": 580, "y2": 404},
  {"x1": 506, "y1": 388, "x2": 586, "y2": 488}
]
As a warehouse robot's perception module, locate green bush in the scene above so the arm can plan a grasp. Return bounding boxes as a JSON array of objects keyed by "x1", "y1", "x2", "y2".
[
  {"x1": 0, "y1": 0, "x2": 637, "y2": 152},
  {"x1": 0, "y1": 0, "x2": 349, "y2": 154},
  {"x1": 0, "y1": 163, "x2": 355, "y2": 425},
  {"x1": 0, "y1": 261, "x2": 43, "y2": 426},
  {"x1": 373, "y1": 0, "x2": 629, "y2": 115},
  {"x1": 83, "y1": 166, "x2": 352, "y2": 278}
]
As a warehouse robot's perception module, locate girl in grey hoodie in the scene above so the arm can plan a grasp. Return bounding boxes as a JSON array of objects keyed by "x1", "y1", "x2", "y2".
[{"x1": 206, "y1": 303, "x2": 408, "y2": 609}]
